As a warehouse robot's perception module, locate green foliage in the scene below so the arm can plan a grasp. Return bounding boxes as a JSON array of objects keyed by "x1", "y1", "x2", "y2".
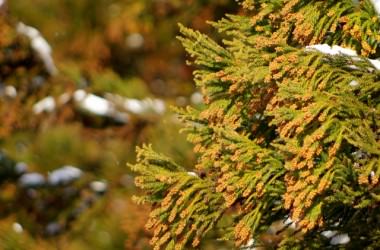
[{"x1": 131, "y1": 1, "x2": 380, "y2": 249}]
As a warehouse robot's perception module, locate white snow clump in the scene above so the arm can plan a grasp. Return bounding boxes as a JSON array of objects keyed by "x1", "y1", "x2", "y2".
[
  {"x1": 187, "y1": 171, "x2": 198, "y2": 177},
  {"x1": 74, "y1": 90, "x2": 113, "y2": 116},
  {"x1": 18, "y1": 173, "x2": 45, "y2": 188},
  {"x1": 330, "y1": 233, "x2": 350, "y2": 245},
  {"x1": 33, "y1": 96, "x2": 56, "y2": 114},
  {"x1": 48, "y1": 165, "x2": 82, "y2": 185},
  {"x1": 306, "y1": 44, "x2": 380, "y2": 70},
  {"x1": 12, "y1": 222, "x2": 23, "y2": 234},
  {"x1": 16, "y1": 22, "x2": 57, "y2": 75},
  {"x1": 370, "y1": 0, "x2": 380, "y2": 16},
  {"x1": 123, "y1": 98, "x2": 166, "y2": 115},
  {"x1": 90, "y1": 180, "x2": 108, "y2": 193},
  {"x1": 306, "y1": 44, "x2": 357, "y2": 57},
  {"x1": 349, "y1": 80, "x2": 359, "y2": 87},
  {"x1": 4, "y1": 86, "x2": 17, "y2": 98},
  {"x1": 321, "y1": 230, "x2": 338, "y2": 238}
]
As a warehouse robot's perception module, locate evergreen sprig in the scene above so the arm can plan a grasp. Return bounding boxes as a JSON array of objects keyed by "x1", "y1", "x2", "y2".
[{"x1": 131, "y1": 1, "x2": 380, "y2": 249}]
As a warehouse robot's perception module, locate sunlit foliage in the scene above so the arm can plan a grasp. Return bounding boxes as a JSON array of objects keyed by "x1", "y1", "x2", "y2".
[{"x1": 131, "y1": 1, "x2": 380, "y2": 249}]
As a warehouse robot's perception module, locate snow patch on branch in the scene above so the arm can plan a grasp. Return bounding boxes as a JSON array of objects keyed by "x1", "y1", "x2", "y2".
[
  {"x1": 349, "y1": 80, "x2": 359, "y2": 87},
  {"x1": 370, "y1": 0, "x2": 380, "y2": 16},
  {"x1": 18, "y1": 173, "x2": 45, "y2": 188},
  {"x1": 306, "y1": 44, "x2": 380, "y2": 70},
  {"x1": 33, "y1": 96, "x2": 55, "y2": 114},
  {"x1": 48, "y1": 165, "x2": 82, "y2": 186},
  {"x1": 369, "y1": 58, "x2": 380, "y2": 70},
  {"x1": 16, "y1": 22, "x2": 58, "y2": 75},
  {"x1": 321, "y1": 230, "x2": 338, "y2": 238},
  {"x1": 330, "y1": 233, "x2": 350, "y2": 245},
  {"x1": 0, "y1": 85, "x2": 17, "y2": 98},
  {"x1": 240, "y1": 238, "x2": 255, "y2": 250},
  {"x1": 306, "y1": 44, "x2": 357, "y2": 57},
  {"x1": 74, "y1": 90, "x2": 113, "y2": 116},
  {"x1": 32, "y1": 89, "x2": 167, "y2": 123},
  {"x1": 90, "y1": 180, "x2": 108, "y2": 193},
  {"x1": 105, "y1": 93, "x2": 166, "y2": 117},
  {"x1": 321, "y1": 230, "x2": 350, "y2": 245},
  {"x1": 187, "y1": 171, "x2": 198, "y2": 177},
  {"x1": 123, "y1": 98, "x2": 165, "y2": 115},
  {"x1": 283, "y1": 217, "x2": 297, "y2": 230},
  {"x1": 12, "y1": 223, "x2": 23, "y2": 234}
]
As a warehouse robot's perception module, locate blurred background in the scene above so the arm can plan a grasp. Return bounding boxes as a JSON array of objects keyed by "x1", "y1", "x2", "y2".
[{"x1": 0, "y1": 0, "x2": 237, "y2": 249}]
